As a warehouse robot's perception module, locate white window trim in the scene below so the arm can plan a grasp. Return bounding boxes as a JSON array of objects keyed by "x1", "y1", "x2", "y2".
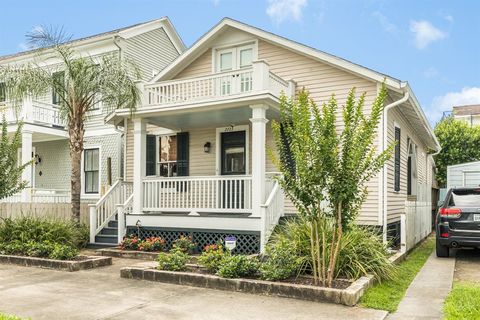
[
  {"x1": 215, "y1": 124, "x2": 250, "y2": 176},
  {"x1": 81, "y1": 145, "x2": 102, "y2": 199},
  {"x1": 211, "y1": 40, "x2": 258, "y2": 73}
]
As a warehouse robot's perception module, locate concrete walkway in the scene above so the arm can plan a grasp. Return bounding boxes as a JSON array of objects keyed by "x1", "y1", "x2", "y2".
[
  {"x1": 388, "y1": 252, "x2": 455, "y2": 320},
  {"x1": 0, "y1": 258, "x2": 387, "y2": 320}
]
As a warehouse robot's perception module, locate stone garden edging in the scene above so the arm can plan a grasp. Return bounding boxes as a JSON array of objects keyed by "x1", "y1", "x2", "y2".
[
  {"x1": 120, "y1": 266, "x2": 375, "y2": 306},
  {"x1": 0, "y1": 254, "x2": 112, "y2": 272},
  {"x1": 97, "y1": 247, "x2": 159, "y2": 260}
]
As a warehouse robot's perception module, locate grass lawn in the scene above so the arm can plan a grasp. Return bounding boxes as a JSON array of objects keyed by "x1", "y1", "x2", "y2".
[
  {"x1": 359, "y1": 236, "x2": 435, "y2": 312},
  {"x1": 444, "y1": 281, "x2": 480, "y2": 320},
  {"x1": 0, "y1": 314, "x2": 27, "y2": 320}
]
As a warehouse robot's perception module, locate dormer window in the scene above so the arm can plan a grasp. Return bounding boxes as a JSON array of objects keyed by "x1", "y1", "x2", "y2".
[{"x1": 215, "y1": 44, "x2": 255, "y2": 72}]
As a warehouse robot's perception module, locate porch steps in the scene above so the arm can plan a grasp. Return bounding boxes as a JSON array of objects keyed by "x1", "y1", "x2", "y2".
[{"x1": 93, "y1": 219, "x2": 119, "y2": 245}]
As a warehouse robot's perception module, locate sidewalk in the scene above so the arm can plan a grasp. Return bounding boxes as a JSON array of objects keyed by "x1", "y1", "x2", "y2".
[{"x1": 388, "y1": 252, "x2": 455, "y2": 320}]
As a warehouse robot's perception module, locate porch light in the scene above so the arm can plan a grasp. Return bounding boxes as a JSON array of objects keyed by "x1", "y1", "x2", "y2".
[{"x1": 204, "y1": 142, "x2": 211, "y2": 153}]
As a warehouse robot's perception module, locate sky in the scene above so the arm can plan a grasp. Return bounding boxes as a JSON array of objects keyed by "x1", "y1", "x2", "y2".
[{"x1": 1, "y1": 0, "x2": 479, "y2": 125}]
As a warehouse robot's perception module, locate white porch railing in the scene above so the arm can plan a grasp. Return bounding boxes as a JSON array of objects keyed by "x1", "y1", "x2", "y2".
[
  {"x1": 260, "y1": 181, "x2": 285, "y2": 249},
  {"x1": 142, "y1": 175, "x2": 252, "y2": 213},
  {"x1": 0, "y1": 99, "x2": 65, "y2": 127},
  {"x1": 0, "y1": 188, "x2": 70, "y2": 203},
  {"x1": 143, "y1": 61, "x2": 291, "y2": 108},
  {"x1": 89, "y1": 180, "x2": 133, "y2": 243},
  {"x1": 401, "y1": 201, "x2": 432, "y2": 252}
]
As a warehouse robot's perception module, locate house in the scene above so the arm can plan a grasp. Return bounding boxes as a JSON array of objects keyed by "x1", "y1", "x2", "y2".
[
  {"x1": 95, "y1": 18, "x2": 440, "y2": 253},
  {"x1": 452, "y1": 104, "x2": 480, "y2": 126},
  {"x1": 0, "y1": 18, "x2": 185, "y2": 220},
  {"x1": 447, "y1": 161, "x2": 480, "y2": 190}
]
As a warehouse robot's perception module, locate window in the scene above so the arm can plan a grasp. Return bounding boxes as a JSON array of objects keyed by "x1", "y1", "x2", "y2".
[
  {"x1": 407, "y1": 139, "x2": 418, "y2": 196},
  {"x1": 84, "y1": 148, "x2": 99, "y2": 194},
  {"x1": 159, "y1": 135, "x2": 178, "y2": 177},
  {"x1": 52, "y1": 71, "x2": 64, "y2": 105},
  {"x1": 0, "y1": 82, "x2": 5, "y2": 102},
  {"x1": 394, "y1": 126, "x2": 401, "y2": 192},
  {"x1": 239, "y1": 48, "x2": 253, "y2": 68},
  {"x1": 219, "y1": 52, "x2": 233, "y2": 72}
]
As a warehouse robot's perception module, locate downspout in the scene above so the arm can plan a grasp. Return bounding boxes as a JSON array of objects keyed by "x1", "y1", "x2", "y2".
[{"x1": 382, "y1": 85, "x2": 409, "y2": 243}]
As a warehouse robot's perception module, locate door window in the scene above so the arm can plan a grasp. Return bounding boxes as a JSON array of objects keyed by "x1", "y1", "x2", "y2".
[{"x1": 221, "y1": 131, "x2": 246, "y2": 175}]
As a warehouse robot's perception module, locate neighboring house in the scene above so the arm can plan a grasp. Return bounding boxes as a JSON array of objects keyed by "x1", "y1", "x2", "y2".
[
  {"x1": 448, "y1": 104, "x2": 480, "y2": 126},
  {"x1": 447, "y1": 161, "x2": 480, "y2": 190},
  {"x1": 93, "y1": 18, "x2": 440, "y2": 252},
  {"x1": 0, "y1": 18, "x2": 185, "y2": 211}
]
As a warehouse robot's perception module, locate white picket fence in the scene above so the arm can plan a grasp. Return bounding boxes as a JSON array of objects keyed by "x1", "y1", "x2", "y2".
[{"x1": 401, "y1": 201, "x2": 432, "y2": 252}]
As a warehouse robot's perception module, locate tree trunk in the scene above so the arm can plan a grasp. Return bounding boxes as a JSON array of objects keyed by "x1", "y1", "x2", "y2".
[
  {"x1": 69, "y1": 113, "x2": 84, "y2": 224},
  {"x1": 327, "y1": 202, "x2": 343, "y2": 287}
]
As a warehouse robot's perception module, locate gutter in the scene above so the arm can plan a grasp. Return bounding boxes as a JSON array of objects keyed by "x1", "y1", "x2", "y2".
[{"x1": 382, "y1": 84, "x2": 409, "y2": 243}]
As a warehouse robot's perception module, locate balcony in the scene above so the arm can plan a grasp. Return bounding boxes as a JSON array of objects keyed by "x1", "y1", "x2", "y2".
[
  {"x1": 143, "y1": 60, "x2": 293, "y2": 109},
  {"x1": 0, "y1": 98, "x2": 65, "y2": 128}
]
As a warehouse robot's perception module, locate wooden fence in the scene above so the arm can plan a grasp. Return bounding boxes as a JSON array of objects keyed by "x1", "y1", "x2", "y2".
[{"x1": 0, "y1": 202, "x2": 91, "y2": 224}]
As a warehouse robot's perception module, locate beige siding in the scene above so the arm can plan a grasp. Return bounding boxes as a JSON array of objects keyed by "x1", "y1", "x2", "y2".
[
  {"x1": 175, "y1": 49, "x2": 212, "y2": 79},
  {"x1": 386, "y1": 106, "x2": 429, "y2": 224},
  {"x1": 125, "y1": 28, "x2": 179, "y2": 81},
  {"x1": 258, "y1": 40, "x2": 379, "y2": 224}
]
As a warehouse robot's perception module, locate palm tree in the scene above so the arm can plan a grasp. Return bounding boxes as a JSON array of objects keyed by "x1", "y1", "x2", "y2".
[{"x1": 0, "y1": 27, "x2": 140, "y2": 223}]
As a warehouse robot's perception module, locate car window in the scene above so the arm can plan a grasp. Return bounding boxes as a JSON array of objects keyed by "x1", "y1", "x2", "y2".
[{"x1": 448, "y1": 189, "x2": 480, "y2": 207}]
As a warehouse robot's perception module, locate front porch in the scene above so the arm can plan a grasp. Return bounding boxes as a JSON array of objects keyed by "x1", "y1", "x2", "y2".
[{"x1": 94, "y1": 61, "x2": 293, "y2": 251}]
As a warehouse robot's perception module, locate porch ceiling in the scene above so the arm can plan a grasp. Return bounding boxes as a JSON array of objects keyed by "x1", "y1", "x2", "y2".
[{"x1": 146, "y1": 105, "x2": 280, "y2": 130}]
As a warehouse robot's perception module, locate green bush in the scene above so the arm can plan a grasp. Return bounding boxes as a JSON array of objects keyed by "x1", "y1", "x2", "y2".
[
  {"x1": 217, "y1": 255, "x2": 259, "y2": 278},
  {"x1": 157, "y1": 248, "x2": 189, "y2": 271},
  {"x1": 48, "y1": 243, "x2": 78, "y2": 260},
  {"x1": 0, "y1": 216, "x2": 88, "y2": 249},
  {"x1": 26, "y1": 241, "x2": 55, "y2": 258},
  {"x1": 172, "y1": 235, "x2": 196, "y2": 253},
  {"x1": 198, "y1": 244, "x2": 230, "y2": 273},
  {"x1": 270, "y1": 217, "x2": 396, "y2": 281},
  {"x1": 260, "y1": 237, "x2": 303, "y2": 281}
]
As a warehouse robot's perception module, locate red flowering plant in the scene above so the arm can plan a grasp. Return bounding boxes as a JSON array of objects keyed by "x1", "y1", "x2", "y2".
[
  {"x1": 120, "y1": 234, "x2": 140, "y2": 250},
  {"x1": 138, "y1": 237, "x2": 166, "y2": 252},
  {"x1": 198, "y1": 242, "x2": 230, "y2": 273}
]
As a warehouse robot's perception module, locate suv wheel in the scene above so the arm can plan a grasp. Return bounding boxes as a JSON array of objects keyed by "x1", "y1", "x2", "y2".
[{"x1": 436, "y1": 238, "x2": 450, "y2": 257}]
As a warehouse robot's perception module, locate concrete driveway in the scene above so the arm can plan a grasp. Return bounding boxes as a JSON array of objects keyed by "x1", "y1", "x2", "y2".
[{"x1": 0, "y1": 258, "x2": 387, "y2": 320}]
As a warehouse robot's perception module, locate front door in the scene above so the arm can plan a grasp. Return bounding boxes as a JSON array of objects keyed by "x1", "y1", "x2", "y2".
[{"x1": 220, "y1": 131, "x2": 246, "y2": 209}]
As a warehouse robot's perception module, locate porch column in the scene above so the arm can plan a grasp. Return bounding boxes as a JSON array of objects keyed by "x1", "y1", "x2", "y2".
[
  {"x1": 132, "y1": 118, "x2": 146, "y2": 214},
  {"x1": 21, "y1": 130, "x2": 33, "y2": 202},
  {"x1": 250, "y1": 104, "x2": 269, "y2": 217}
]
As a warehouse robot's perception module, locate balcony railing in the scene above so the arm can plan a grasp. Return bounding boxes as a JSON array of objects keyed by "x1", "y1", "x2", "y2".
[
  {"x1": 143, "y1": 60, "x2": 291, "y2": 108},
  {"x1": 0, "y1": 98, "x2": 65, "y2": 128},
  {"x1": 142, "y1": 175, "x2": 253, "y2": 213},
  {"x1": 0, "y1": 188, "x2": 70, "y2": 203}
]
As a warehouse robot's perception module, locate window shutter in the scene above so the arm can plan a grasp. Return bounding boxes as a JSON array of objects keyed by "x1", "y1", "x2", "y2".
[
  {"x1": 146, "y1": 135, "x2": 156, "y2": 176},
  {"x1": 177, "y1": 132, "x2": 189, "y2": 177},
  {"x1": 280, "y1": 123, "x2": 296, "y2": 177},
  {"x1": 0, "y1": 82, "x2": 5, "y2": 102},
  {"x1": 394, "y1": 127, "x2": 401, "y2": 192}
]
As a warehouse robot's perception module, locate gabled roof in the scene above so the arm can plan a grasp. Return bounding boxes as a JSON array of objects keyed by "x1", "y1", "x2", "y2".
[
  {"x1": 152, "y1": 17, "x2": 440, "y2": 152},
  {"x1": 0, "y1": 17, "x2": 186, "y2": 63}
]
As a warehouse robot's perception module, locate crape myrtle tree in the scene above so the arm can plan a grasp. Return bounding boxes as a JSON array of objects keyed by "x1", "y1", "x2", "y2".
[
  {"x1": 433, "y1": 116, "x2": 480, "y2": 187},
  {"x1": 0, "y1": 27, "x2": 140, "y2": 223},
  {"x1": 0, "y1": 117, "x2": 31, "y2": 199},
  {"x1": 270, "y1": 85, "x2": 394, "y2": 287}
]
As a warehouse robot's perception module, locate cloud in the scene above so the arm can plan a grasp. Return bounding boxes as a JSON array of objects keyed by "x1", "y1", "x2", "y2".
[
  {"x1": 423, "y1": 67, "x2": 439, "y2": 79},
  {"x1": 372, "y1": 11, "x2": 397, "y2": 33},
  {"x1": 444, "y1": 15, "x2": 454, "y2": 23},
  {"x1": 410, "y1": 20, "x2": 446, "y2": 49},
  {"x1": 428, "y1": 87, "x2": 480, "y2": 123},
  {"x1": 266, "y1": 0, "x2": 307, "y2": 24},
  {"x1": 212, "y1": 0, "x2": 220, "y2": 6}
]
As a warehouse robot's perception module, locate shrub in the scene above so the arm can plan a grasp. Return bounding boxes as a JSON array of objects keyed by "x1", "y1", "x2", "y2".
[
  {"x1": 198, "y1": 244, "x2": 230, "y2": 273},
  {"x1": 26, "y1": 241, "x2": 55, "y2": 258},
  {"x1": 172, "y1": 235, "x2": 196, "y2": 253},
  {"x1": 216, "y1": 255, "x2": 259, "y2": 278},
  {"x1": 0, "y1": 216, "x2": 88, "y2": 249},
  {"x1": 270, "y1": 217, "x2": 396, "y2": 282},
  {"x1": 260, "y1": 237, "x2": 303, "y2": 281},
  {"x1": 48, "y1": 244, "x2": 78, "y2": 260},
  {"x1": 120, "y1": 235, "x2": 140, "y2": 250},
  {"x1": 157, "y1": 248, "x2": 189, "y2": 271}
]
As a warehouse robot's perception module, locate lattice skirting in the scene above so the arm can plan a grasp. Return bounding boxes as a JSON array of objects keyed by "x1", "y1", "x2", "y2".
[{"x1": 126, "y1": 226, "x2": 260, "y2": 255}]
